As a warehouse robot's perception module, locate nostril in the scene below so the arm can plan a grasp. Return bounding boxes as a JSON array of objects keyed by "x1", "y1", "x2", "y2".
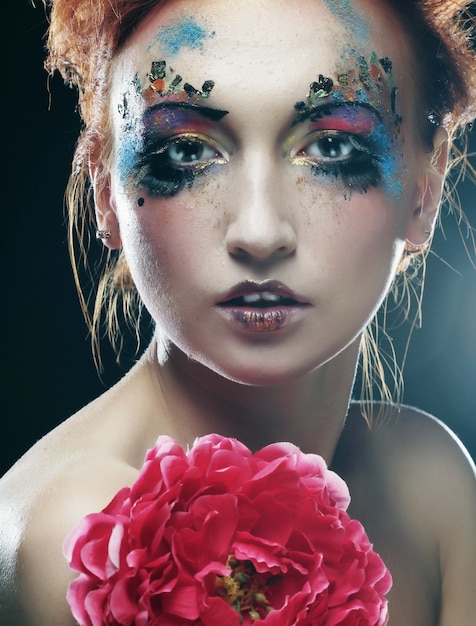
[
  {"x1": 229, "y1": 246, "x2": 251, "y2": 260},
  {"x1": 228, "y1": 243, "x2": 296, "y2": 262},
  {"x1": 225, "y1": 205, "x2": 297, "y2": 261}
]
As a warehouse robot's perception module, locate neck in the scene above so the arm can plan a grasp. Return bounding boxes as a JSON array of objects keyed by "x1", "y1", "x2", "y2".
[{"x1": 145, "y1": 336, "x2": 361, "y2": 464}]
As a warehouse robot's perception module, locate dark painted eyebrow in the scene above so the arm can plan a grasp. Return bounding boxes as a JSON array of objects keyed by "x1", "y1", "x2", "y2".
[
  {"x1": 292, "y1": 100, "x2": 383, "y2": 126},
  {"x1": 144, "y1": 100, "x2": 229, "y2": 122}
]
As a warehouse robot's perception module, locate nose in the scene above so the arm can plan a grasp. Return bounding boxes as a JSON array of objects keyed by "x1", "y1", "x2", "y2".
[{"x1": 225, "y1": 158, "x2": 297, "y2": 262}]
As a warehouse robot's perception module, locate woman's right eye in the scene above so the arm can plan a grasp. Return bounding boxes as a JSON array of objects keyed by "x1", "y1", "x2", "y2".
[
  {"x1": 135, "y1": 134, "x2": 227, "y2": 198},
  {"x1": 165, "y1": 138, "x2": 220, "y2": 165}
]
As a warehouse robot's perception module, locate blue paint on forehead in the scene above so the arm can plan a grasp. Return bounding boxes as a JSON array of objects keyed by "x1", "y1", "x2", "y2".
[
  {"x1": 151, "y1": 17, "x2": 213, "y2": 56},
  {"x1": 323, "y1": 0, "x2": 370, "y2": 42}
]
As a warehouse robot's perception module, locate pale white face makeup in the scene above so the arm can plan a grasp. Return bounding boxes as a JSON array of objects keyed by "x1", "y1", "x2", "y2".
[{"x1": 98, "y1": 0, "x2": 440, "y2": 386}]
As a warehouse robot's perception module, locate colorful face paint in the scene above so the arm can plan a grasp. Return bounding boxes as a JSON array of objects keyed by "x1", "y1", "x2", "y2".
[
  {"x1": 115, "y1": 58, "x2": 227, "y2": 190},
  {"x1": 304, "y1": 104, "x2": 378, "y2": 134},
  {"x1": 290, "y1": 104, "x2": 382, "y2": 193},
  {"x1": 293, "y1": 52, "x2": 404, "y2": 199},
  {"x1": 294, "y1": 53, "x2": 395, "y2": 124},
  {"x1": 144, "y1": 101, "x2": 229, "y2": 129},
  {"x1": 148, "y1": 16, "x2": 215, "y2": 57},
  {"x1": 120, "y1": 101, "x2": 229, "y2": 198}
]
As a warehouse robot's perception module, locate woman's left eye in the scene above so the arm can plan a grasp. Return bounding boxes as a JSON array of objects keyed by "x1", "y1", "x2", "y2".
[
  {"x1": 292, "y1": 130, "x2": 381, "y2": 193},
  {"x1": 299, "y1": 131, "x2": 357, "y2": 162}
]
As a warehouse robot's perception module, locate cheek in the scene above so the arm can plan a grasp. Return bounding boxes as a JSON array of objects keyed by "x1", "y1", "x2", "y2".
[
  {"x1": 115, "y1": 179, "x2": 223, "y2": 294},
  {"x1": 293, "y1": 174, "x2": 408, "y2": 293},
  {"x1": 294, "y1": 171, "x2": 407, "y2": 241}
]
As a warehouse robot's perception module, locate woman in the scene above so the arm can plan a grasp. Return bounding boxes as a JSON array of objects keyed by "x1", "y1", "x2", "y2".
[{"x1": 1, "y1": 0, "x2": 475, "y2": 623}]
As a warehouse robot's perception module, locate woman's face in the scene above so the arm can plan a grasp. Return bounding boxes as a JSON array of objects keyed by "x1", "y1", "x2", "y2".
[{"x1": 102, "y1": 0, "x2": 433, "y2": 385}]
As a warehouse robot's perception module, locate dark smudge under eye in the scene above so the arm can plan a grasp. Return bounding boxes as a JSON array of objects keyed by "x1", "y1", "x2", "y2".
[
  {"x1": 304, "y1": 133, "x2": 382, "y2": 193},
  {"x1": 312, "y1": 157, "x2": 381, "y2": 193},
  {"x1": 133, "y1": 134, "x2": 223, "y2": 198},
  {"x1": 136, "y1": 160, "x2": 198, "y2": 198}
]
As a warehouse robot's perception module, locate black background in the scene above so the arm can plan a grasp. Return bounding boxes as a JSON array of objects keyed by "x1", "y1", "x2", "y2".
[{"x1": 1, "y1": 2, "x2": 476, "y2": 476}]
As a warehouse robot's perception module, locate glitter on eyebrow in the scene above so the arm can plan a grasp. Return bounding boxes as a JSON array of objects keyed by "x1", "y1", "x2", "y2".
[
  {"x1": 143, "y1": 60, "x2": 216, "y2": 101},
  {"x1": 309, "y1": 75, "x2": 334, "y2": 100},
  {"x1": 358, "y1": 56, "x2": 371, "y2": 91},
  {"x1": 293, "y1": 52, "x2": 397, "y2": 126},
  {"x1": 169, "y1": 74, "x2": 184, "y2": 92},
  {"x1": 149, "y1": 60, "x2": 167, "y2": 82},
  {"x1": 379, "y1": 57, "x2": 393, "y2": 74},
  {"x1": 292, "y1": 50, "x2": 405, "y2": 201},
  {"x1": 337, "y1": 72, "x2": 350, "y2": 88},
  {"x1": 293, "y1": 75, "x2": 335, "y2": 124},
  {"x1": 200, "y1": 80, "x2": 215, "y2": 97},
  {"x1": 183, "y1": 82, "x2": 200, "y2": 97},
  {"x1": 151, "y1": 16, "x2": 215, "y2": 57}
]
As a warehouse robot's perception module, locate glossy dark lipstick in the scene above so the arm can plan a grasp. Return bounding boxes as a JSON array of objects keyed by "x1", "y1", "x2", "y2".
[{"x1": 216, "y1": 280, "x2": 309, "y2": 332}]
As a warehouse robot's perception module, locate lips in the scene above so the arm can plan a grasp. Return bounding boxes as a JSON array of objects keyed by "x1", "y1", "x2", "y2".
[
  {"x1": 217, "y1": 280, "x2": 306, "y2": 308},
  {"x1": 216, "y1": 281, "x2": 310, "y2": 332},
  {"x1": 226, "y1": 292, "x2": 299, "y2": 307}
]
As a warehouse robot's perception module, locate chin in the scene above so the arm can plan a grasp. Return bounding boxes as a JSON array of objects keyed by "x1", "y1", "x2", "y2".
[{"x1": 203, "y1": 357, "x2": 320, "y2": 388}]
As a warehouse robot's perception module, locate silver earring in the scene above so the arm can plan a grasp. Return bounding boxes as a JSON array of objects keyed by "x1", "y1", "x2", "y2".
[
  {"x1": 424, "y1": 229, "x2": 431, "y2": 237},
  {"x1": 96, "y1": 230, "x2": 112, "y2": 240}
]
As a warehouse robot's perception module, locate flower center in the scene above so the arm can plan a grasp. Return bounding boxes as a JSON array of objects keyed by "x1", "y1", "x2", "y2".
[{"x1": 214, "y1": 556, "x2": 278, "y2": 622}]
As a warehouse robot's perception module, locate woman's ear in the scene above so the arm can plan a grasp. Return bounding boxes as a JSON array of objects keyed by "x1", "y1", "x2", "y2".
[
  {"x1": 405, "y1": 127, "x2": 449, "y2": 248},
  {"x1": 90, "y1": 160, "x2": 122, "y2": 250}
]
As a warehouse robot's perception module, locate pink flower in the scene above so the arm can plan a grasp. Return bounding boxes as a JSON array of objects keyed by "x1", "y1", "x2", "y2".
[{"x1": 65, "y1": 434, "x2": 391, "y2": 625}]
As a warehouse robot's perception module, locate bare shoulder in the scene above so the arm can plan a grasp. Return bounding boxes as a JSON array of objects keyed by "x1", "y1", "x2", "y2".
[
  {"x1": 366, "y1": 403, "x2": 475, "y2": 479},
  {"x1": 344, "y1": 403, "x2": 476, "y2": 625},
  {"x1": 381, "y1": 405, "x2": 476, "y2": 625},
  {"x1": 369, "y1": 404, "x2": 476, "y2": 513},
  {"x1": 0, "y1": 356, "x2": 159, "y2": 625},
  {"x1": 0, "y1": 443, "x2": 138, "y2": 625},
  {"x1": 345, "y1": 403, "x2": 475, "y2": 495}
]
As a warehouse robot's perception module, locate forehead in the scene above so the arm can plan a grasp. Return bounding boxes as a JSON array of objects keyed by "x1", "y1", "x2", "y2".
[{"x1": 115, "y1": 0, "x2": 407, "y2": 79}]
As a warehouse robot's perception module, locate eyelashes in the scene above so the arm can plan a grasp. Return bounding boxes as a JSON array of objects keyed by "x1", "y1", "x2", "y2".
[
  {"x1": 132, "y1": 128, "x2": 384, "y2": 199},
  {"x1": 134, "y1": 133, "x2": 227, "y2": 198},
  {"x1": 292, "y1": 130, "x2": 381, "y2": 193}
]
